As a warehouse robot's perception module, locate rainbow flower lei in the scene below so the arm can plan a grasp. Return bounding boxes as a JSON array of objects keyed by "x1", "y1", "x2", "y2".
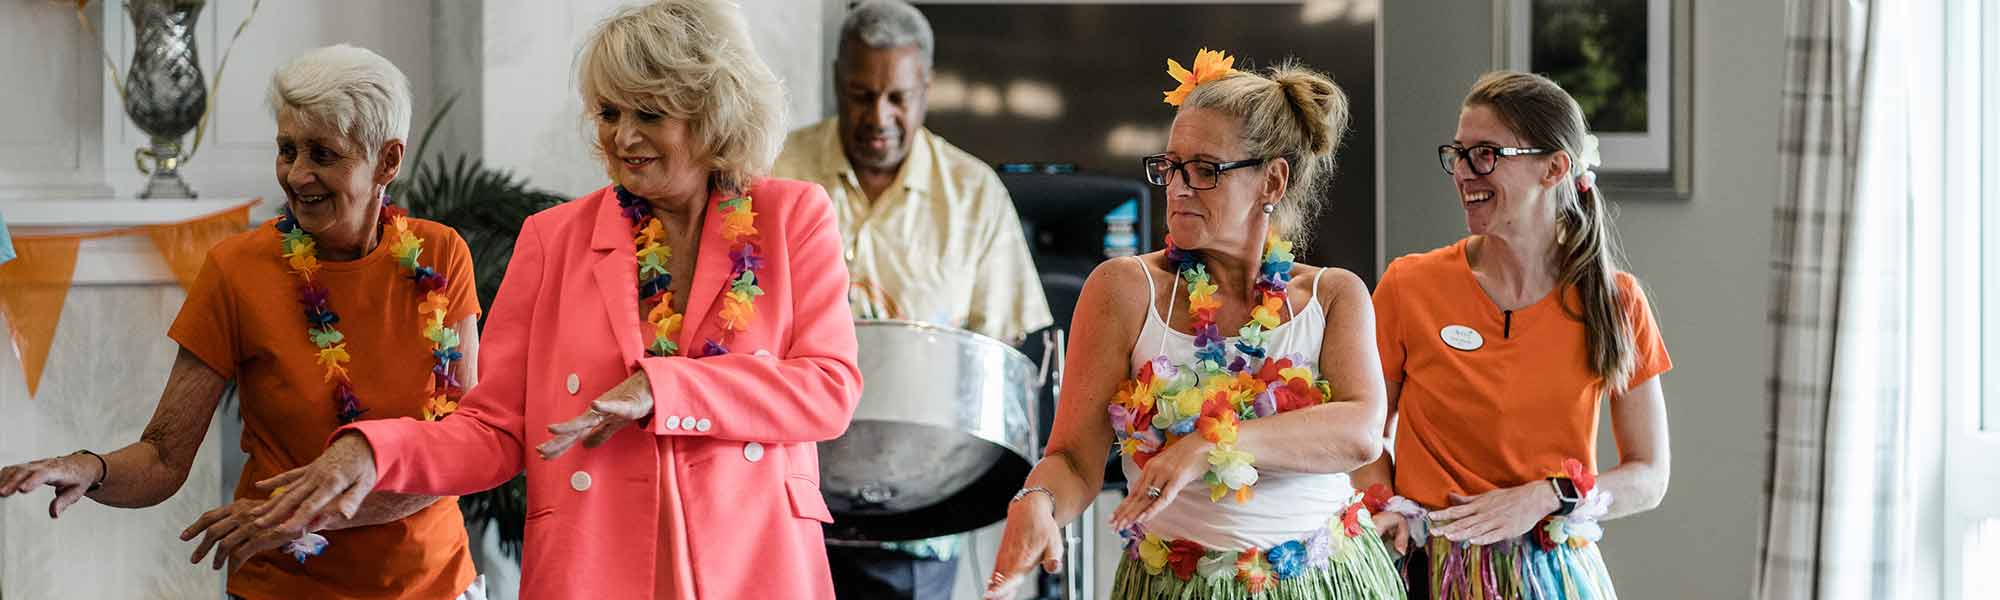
[
  {"x1": 1108, "y1": 233, "x2": 1333, "y2": 503},
  {"x1": 276, "y1": 204, "x2": 464, "y2": 425},
  {"x1": 615, "y1": 187, "x2": 762, "y2": 357}
]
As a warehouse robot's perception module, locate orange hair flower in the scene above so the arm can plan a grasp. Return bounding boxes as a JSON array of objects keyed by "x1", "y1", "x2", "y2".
[{"x1": 1163, "y1": 48, "x2": 1238, "y2": 106}]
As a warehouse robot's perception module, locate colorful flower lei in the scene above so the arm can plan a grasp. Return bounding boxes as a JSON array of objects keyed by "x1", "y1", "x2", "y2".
[
  {"x1": 1124, "y1": 497, "x2": 1375, "y2": 588},
  {"x1": 1163, "y1": 48, "x2": 1238, "y2": 106},
  {"x1": 615, "y1": 187, "x2": 762, "y2": 357},
  {"x1": 388, "y1": 217, "x2": 466, "y2": 420},
  {"x1": 1108, "y1": 233, "x2": 1333, "y2": 504},
  {"x1": 276, "y1": 203, "x2": 463, "y2": 424}
]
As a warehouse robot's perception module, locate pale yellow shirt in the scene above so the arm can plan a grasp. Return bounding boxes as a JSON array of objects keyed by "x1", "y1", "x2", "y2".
[{"x1": 773, "y1": 118, "x2": 1053, "y2": 343}]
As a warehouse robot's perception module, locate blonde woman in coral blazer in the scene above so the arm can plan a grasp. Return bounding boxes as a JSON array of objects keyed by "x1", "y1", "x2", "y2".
[{"x1": 243, "y1": 2, "x2": 863, "y2": 598}]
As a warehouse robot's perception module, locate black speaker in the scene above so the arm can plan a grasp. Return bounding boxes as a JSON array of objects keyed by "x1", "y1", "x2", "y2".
[{"x1": 1001, "y1": 168, "x2": 1153, "y2": 489}]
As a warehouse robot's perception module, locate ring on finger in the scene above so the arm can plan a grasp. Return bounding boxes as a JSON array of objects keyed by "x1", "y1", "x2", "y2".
[{"x1": 1145, "y1": 486, "x2": 1162, "y2": 499}]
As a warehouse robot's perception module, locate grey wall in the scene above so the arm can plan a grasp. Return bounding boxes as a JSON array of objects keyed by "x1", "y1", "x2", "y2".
[{"x1": 1382, "y1": 1, "x2": 1781, "y2": 598}]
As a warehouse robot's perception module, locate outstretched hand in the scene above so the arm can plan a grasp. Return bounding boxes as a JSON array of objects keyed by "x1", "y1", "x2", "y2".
[{"x1": 538, "y1": 371, "x2": 653, "y2": 460}]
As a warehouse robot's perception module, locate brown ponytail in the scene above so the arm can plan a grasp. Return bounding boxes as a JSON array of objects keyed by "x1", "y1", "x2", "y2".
[{"x1": 1466, "y1": 71, "x2": 1636, "y2": 392}]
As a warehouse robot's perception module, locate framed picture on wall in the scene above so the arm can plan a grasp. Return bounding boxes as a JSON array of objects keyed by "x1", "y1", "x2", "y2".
[{"x1": 1496, "y1": 0, "x2": 1692, "y2": 197}]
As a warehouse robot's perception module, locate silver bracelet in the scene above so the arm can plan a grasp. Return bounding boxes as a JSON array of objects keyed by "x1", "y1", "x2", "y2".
[{"x1": 1010, "y1": 486, "x2": 1054, "y2": 506}]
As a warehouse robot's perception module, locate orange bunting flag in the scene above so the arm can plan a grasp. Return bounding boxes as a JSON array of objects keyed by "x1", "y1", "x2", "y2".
[
  {"x1": 0, "y1": 237, "x2": 81, "y2": 397},
  {"x1": 0, "y1": 199, "x2": 257, "y2": 399}
]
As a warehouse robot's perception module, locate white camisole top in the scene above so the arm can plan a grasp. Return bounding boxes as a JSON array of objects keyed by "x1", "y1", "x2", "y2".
[{"x1": 1117, "y1": 256, "x2": 1356, "y2": 550}]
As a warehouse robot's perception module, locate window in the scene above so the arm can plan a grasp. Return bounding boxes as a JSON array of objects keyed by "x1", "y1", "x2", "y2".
[{"x1": 1944, "y1": 0, "x2": 2000, "y2": 597}]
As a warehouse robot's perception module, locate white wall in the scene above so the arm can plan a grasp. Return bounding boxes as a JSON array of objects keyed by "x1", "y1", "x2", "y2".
[
  {"x1": 1382, "y1": 1, "x2": 1782, "y2": 598},
  {"x1": 481, "y1": 0, "x2": 832, "y2": 198},
  {"x1": 0, "y1": 2, "x2": 107, "y2": 199},
  {"x1": 0, "y1": 1, "x2": 431, "y2": 210}
]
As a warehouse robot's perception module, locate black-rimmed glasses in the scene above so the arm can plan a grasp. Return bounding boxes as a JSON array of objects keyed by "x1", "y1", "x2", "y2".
[
  {"x1": 1437, "y1": 144, "x2": 1550, "y2": 176},
  {"x1": 1142, "y1": 154, "x2": 1266, "y2": 190}
]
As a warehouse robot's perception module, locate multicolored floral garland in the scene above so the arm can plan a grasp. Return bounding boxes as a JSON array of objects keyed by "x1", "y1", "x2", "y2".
[
  {"x1": 1108, "y1": 233, "x2": 1333, "y2": 504},
  {"x1": 388, "y1": 216, "x2": 467, "y2": 420},
  {"x1": 1121, "y1": 498, "x2": 1374, "y2": 590},
  {"x1": 277, "y1": 204, "x2": 464, "y2": 424},
  {"x1": 615, "y1": 188, "x2": 763, "y2": 357}
]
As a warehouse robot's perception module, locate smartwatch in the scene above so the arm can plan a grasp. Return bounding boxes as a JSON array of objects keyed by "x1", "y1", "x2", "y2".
[{"x1": 1547, "y1": 477, "x2": 1581, "y2": 516}]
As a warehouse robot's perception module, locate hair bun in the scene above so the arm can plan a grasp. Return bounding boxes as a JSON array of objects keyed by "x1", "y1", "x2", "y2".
[{"x1": 1269, "y1": 65, "x2": 1349, "y2": 158}]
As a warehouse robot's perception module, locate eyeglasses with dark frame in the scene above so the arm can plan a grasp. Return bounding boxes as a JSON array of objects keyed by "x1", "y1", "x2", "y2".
[
  {"x1": 1142, "y1": 154, "x2": 1267, "y2": 190},
  {"x1": 1437, "y1": 144, "x2": 1551, "y2": 176}
]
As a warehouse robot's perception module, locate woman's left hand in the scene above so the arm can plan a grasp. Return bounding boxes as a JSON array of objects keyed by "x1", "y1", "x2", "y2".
[
  {"x1": 181, "y1": 498, "x2": 317, "y2": 571},
  {"x1": 1427, "y1": 481, "x2": 1559, "y2": 545},
  {"x1": 1108, "y1": 438, "x2": 1215, "y2": 530},
  {"x1": 537, "y1": 372, "x2": 653, "y2": 460}
]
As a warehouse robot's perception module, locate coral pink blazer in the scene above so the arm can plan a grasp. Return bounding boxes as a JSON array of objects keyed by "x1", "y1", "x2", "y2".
[{"x1": 345, "y1": 179, "x2": 861, "y2": 599}]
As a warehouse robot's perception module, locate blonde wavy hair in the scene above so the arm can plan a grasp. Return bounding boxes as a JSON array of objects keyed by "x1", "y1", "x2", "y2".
[
  {"x1": 1181, "y1": 61, "x2": 1350, "y2": 250},
  {"x1": 578, "y1": 0, "x2": 787, "y2": 194}
]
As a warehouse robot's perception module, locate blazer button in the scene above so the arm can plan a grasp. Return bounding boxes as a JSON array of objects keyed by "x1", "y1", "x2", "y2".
[
  {"x1": 664, "y1": 415, "x2": 682, "y2": 430},
  {"x1": 743, "y1": 442, "x2": 765, "y2": 463},
  {"x1": 570, "y1": 471, "x2": 592, "y2": 492},
  {"x1": 565, "y1": 373, "x2": 580, "y2": 395},
  {"x1": 695, "y1": 418, "x2": 712, "y2": 433}
]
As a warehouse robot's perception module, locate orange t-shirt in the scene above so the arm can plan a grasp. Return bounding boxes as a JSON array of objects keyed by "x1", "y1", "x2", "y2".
[
  {"x1": 169, "y1": 217, "x2": 479, "y2": 600},
  {"x1": 1373, "y1": 238, "x2": 1671, "y2": 509}
]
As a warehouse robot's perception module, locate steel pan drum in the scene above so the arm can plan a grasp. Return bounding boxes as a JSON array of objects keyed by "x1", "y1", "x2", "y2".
[{"x1": 819, "y1": 320, "x2": 1039, "y2": 541}]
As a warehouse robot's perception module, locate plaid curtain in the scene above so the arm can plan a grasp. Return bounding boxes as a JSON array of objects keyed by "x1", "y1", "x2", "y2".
[{"x1": 1759, "y1": 0, "x2": 1931, "y2": 598}]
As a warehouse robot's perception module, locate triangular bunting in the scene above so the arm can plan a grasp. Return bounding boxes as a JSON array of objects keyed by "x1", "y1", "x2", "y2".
[
  {"x1": 145, "y1": 202, "x2": 252, "y2": 290},
  {"x1": 0, "y1": 236, "x2": 81, "y2": 397}
]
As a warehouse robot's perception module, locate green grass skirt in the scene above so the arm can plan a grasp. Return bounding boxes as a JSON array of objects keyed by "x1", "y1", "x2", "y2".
[{"x1": 1109, "y1": 517, "x2": 1404, "y2": 600}]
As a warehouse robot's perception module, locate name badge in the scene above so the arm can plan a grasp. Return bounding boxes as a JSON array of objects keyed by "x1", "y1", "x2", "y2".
[{"x1": 1440, "y1": 325, "x2": 1484, "y2": 351}]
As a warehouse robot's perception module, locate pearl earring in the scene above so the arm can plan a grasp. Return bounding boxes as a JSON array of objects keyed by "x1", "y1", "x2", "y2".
[{"x1": 1261, "y1": 203, "x2": 1276, "y2": 215}]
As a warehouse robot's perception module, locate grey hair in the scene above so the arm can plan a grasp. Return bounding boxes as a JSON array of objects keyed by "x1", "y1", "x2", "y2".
[
  {"x1": 265, "y1": 44, "x2": 412, "y2": 159},
  {"x1": 839, "y1": 0, "x2": 934, "y2": 69}
]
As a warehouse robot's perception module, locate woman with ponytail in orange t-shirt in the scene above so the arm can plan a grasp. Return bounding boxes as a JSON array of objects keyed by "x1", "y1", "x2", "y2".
[{"x1": 1352, "y1": 71, "x2": 1673, "y2": 599}]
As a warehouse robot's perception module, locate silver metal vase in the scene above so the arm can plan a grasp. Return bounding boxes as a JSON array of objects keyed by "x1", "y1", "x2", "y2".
[{"x1": 123, "y1": 0, "x2": 208, "y2": 199}]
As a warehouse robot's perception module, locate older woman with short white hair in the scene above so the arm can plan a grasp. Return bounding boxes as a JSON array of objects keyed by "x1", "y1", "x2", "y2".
[
  {"x1": 0, "y1": 44, "x2": 485, "y2": 599},
  {"x1": 248, "y1": 1, "x2": 865, "y2": 598}
]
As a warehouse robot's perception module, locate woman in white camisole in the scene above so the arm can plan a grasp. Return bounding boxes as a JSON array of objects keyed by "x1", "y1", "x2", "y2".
[{"x1": 984, "y1": 51, "x2": 1402, "y2": 600}]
